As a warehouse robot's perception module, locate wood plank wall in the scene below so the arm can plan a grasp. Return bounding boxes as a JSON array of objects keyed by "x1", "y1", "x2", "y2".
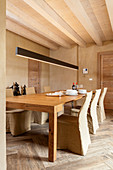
[{"x1": 28, "y1": 59, "x2": 41, "y2": 93}]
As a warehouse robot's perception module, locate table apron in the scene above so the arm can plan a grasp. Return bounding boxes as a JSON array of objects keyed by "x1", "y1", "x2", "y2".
[{"x1": 6, "y1": 102, "x2": 63, "y2": 113}]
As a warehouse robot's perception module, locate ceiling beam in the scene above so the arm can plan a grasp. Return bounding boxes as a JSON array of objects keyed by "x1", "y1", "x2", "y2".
[
  {"x1": 64, "y1": 0, "x2": 102, "y2": 46},
  {"x1": 6, "y1": 1, "x2": 71, "y2": 49},
  {"x1": 22, "y1": 0, "x2": 86, "y2": 47},
  {"x1": 6, "y1": 19, "x2": 58, "y2": 50},
  {"x1": 105, "y1": 0, "x2": 113, "y2": 32}
]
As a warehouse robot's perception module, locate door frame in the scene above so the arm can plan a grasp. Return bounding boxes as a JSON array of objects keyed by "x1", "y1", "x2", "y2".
[{"x1": 97, "y1": 51, "x2": 113, "y2": 89}]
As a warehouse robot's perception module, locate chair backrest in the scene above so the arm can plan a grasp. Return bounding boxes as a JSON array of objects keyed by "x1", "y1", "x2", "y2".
[
  {"x1": 78, "y1": 91, "x2": 92, "y2": 155},
  {"x1": 44, "y1": 86, "x2": 51, "y2": 92},
  {"x1": 79, "y1": 91, "x2": 92, "y2": 122},
  {"x1": 26, "y1": 87, "x2": 35, "y2": 95},
  {"x1": 6, "y1": 89, "x2": 13, "y2": 97},
  {"x1": 99, "y1": 87, "x2": 107, "y2": 106},
  {"x1": 90, "y1": 89, "x2": 101, "y2": 115}
]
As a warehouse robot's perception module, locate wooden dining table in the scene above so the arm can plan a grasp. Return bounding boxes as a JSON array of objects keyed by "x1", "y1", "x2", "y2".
[{"x1": 6, "y1": 92, "x2": 84, "y2": 162}]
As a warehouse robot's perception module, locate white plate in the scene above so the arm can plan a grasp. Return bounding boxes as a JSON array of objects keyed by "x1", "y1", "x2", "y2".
[
  {"x1": 66, "y1": 93, "x2": 78, "y2": 96},
  {"x1": 79, "y1": 92, "x2": 87, "y2": 94},
  {"x1": 46, "y1": 92, "x2": 64, "y2": 97},
  {"x1": 66, "y1": 89, "x2": 78, "y2": 96},
  {"x1": 78, "y1": 89, "x2": 87, "y2": 94}
]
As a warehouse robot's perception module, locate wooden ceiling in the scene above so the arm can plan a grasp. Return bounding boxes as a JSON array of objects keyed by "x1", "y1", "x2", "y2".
[{"x1": 6, "y1": 0, "x2": 113, "y2": 50}]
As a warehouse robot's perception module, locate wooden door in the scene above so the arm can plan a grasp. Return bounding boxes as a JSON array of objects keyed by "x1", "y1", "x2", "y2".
[
  {"x1": 28, "y1": 59, "x2": 41, "y2": 93},
  {"x1": 98, "y1": 52, "x2": 113, "y2": 109}
]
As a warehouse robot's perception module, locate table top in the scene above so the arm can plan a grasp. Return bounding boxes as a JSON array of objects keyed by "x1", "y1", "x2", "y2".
[{"x1": 6, "y1": 93, "x2": 84, "y2": 107}]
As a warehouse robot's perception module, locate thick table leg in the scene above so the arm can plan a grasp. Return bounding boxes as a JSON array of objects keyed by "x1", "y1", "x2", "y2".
[{"x1": 49, "y1": 108, "x2": 57, "y2": 162}]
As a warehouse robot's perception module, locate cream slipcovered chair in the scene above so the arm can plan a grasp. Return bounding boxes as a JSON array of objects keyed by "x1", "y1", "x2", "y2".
[
  {"x1": 57, "y1": 91, "x2": 92, "y2": 155},
  {"x1": 26, "y1": 87, "x2": 35, "y2": 95},
  {"x1": 26, "y1": 87, "x2": 35, "y2": 122},
  {"x1": 87, "y1": 89, "x2": 101, "y2": 134},
  {"x1": 6, "y1": 89, "x2": 31, "y2": 136},
  {"x1": 44, "y1": 86, "x2": 51, "y2": 92},
  {"x1": 71, "y1": 90, "x2": 101, "y2": 134},
  {"x1": 97, "y1": 87, "x2": 107, "y2": 123},
  {"x1": 26, "y1": 87, "x2": 48, "y2": 124}
]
